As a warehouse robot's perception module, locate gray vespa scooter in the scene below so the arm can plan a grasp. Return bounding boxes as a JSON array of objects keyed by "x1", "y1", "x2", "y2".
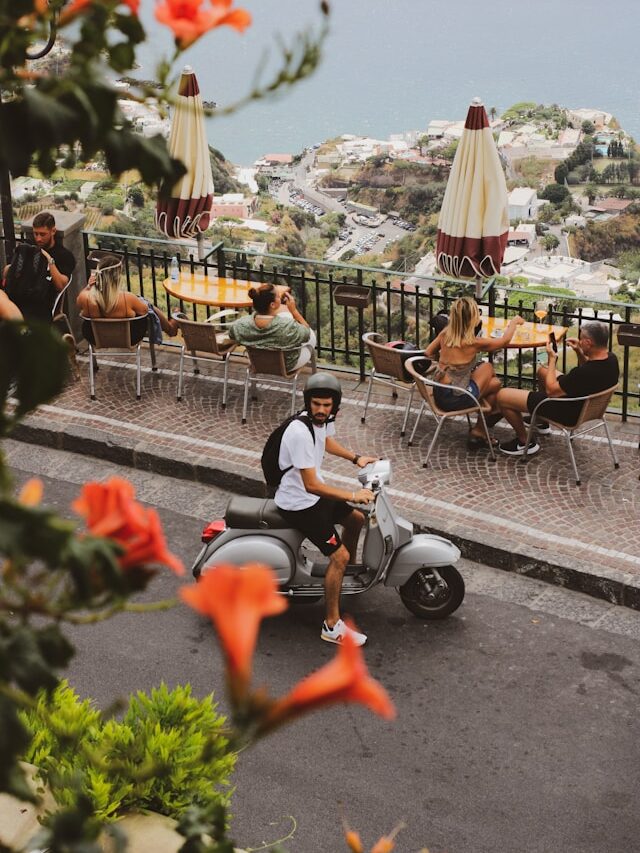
[{"x1": 192, "y1": 460, "x2": 464, "y2": 619}]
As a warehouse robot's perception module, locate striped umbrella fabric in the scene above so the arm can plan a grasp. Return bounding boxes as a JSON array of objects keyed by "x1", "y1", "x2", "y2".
[
  {"x1": 436, "y1": 98, "x2": 508, "y2": 279},
  {"x1": 156, "y1": 66, "x2": 213, "y2": 240}
]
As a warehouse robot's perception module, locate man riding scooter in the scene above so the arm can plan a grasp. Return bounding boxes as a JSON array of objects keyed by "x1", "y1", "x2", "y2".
[{"x1": 275, "y1": 373, "x2": 378, "y2": 646}]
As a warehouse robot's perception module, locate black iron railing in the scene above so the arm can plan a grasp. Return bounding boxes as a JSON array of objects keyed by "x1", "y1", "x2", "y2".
[{"x1": 75, "y1": 230, "x2": 638, "y2": 420}]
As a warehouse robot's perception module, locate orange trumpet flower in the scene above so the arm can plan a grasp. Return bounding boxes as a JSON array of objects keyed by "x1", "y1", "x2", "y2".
[
  {"x1": 56, "y1": 0, "x2": 139, "y2": 25},
  {"x1": 72, "y1": 477, "x2": 184, "y2": 576},
  {"x1": 261, "y1": 622, "x2": 395, "y2": 733},
  {"x1": 155, "y1": 0, "x2": 251, "y2": 50},
  {"x1": 18, "y1": 478, "x2": 43, "y2": 507},
  {"x1": 180, "y1": 563, "x2": 287, "y2": 694}
]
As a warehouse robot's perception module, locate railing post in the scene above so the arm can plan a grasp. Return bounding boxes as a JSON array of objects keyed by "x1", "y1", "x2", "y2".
[
  {"x1": 216, "y1": 244, "x2": 226, "y2": 278},
  {"x1": 621, "y1": 305, "x2": 631, "y2": 422},
  {"x1": 355, "y1": 267, "x2": 365, "y2": 380}
]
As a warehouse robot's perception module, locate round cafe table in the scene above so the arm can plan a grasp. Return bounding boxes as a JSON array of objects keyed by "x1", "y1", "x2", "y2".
[
  {"x1": 163, "y1": 272, "x2": 253, "y2": 309},
  {"x1": 482, "y1": 316, "x2": 569, "y2": 348}
]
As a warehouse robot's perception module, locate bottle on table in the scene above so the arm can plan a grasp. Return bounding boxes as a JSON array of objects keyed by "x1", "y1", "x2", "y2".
[{"x1": 170, "y1": 255, "x2": 179, "y2": 282}]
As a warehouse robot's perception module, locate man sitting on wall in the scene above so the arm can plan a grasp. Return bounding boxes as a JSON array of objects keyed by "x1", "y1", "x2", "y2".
[{"x1": 3, "y1": 211, "x2": 75, "y2": 323}]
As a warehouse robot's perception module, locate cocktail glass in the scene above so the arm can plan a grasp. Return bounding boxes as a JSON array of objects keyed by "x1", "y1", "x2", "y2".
[{"x1": 534, "y1": 302, "x2": 548, "y2": 328}]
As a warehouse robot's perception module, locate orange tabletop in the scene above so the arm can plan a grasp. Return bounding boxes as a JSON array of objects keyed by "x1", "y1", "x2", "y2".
[
  {"x1": 482, "y1": 316, "x2": 569, "y2": 349},
  {"x1": 163, "y1": 273, "x2": 253, "y2": 309}
]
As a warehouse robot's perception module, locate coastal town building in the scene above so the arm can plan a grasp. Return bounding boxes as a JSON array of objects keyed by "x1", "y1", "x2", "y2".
[
  {"x1": 210, "y1": 193, "x2": 257, "y2": 219},
  {"x1": 117, "y1": 94, "x2": 171, "y2": 138},
  {"x1": 587, "y1": 198, "x2": 633, "y2": 217},
  {"x1": 567, "y1": 108, "x2": 613, "y2": 129},
  {"x1": 508, "y1": 188, "x2": 539, "y2": 221},
  {"x1": 509, "y1": 255, "x2": 617, "y2": 300},
  {"x1": 507, "y1": 224, "x2": 536, "y2": 247},
  {"x1": 254, "y1": 154, "x2": 294, "y2": 179},
  {"x1": 11, "y1": 176, "x2": 50, "y2": 199}
]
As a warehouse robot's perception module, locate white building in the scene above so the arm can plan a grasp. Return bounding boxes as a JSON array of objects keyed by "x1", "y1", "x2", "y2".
[
  {"x1": 426, "y1": 120, "x2": 451, "y2": 139},
  {"x1": 568, "y1": 108, "x2": 613, "y2": 129},
  {"x1": 508, "y1": 188, "x2": 539, "y2": 221},
  {"x1": 510, "y1": 256, "x2": 614, "y2": 298},
  {"x1": 11, "y1": 176, "x2": 49, "y2": 199}
]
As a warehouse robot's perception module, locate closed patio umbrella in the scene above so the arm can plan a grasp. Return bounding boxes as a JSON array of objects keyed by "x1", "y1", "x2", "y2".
[
  {"x1": 156, "y1": 66, "x2": 213, "y2": 256},
  {"x1": 436, "y1": 98, "x2": 508, "y2": 289}
]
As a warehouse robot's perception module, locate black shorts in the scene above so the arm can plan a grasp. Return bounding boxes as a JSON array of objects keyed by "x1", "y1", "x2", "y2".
[
  {"x1": 527, "y1": 391, "x2": 581, "y2": 426},
  {"x1": 278, "y1": 497, "x2": 353, "y2": 556}
]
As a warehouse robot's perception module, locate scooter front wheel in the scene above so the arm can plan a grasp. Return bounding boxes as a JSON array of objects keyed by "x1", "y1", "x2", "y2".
[{"x1": 398, "y1": 565, "x2": 465, "y2": 620}]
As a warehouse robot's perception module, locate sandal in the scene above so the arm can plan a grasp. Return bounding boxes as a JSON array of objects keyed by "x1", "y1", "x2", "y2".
[{"x1": 467, "y1": 433, "x2": 498, "y2": 451}]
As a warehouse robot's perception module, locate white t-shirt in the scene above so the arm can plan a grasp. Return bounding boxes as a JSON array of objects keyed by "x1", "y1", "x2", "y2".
[{"x1": 275, "y1": 415, "x2": 336, "y2": 510}]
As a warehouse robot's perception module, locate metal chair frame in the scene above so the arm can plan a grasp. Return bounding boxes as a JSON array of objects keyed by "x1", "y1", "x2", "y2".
[
  {"x1": 51, "y1": 273, "x2": 73, "y2": 319},
  {"x1": 521, "y1": 385, "x2": 619, "y2": 486},
  {"x1": 241, "y1": 345, "x2": 315, "y2": 424},
  {"x1": 81, "y1": 314, "x2": 156, "y2": 401},
  {"x1": 361, "y1": 331, "x2": 423, "y2": 437},
  {"x1": 404, "y1": 356, "x2": 495, "y2": 466},
  {"x1": 173, "y1": 311, "x2": 240, "y2": 406}
]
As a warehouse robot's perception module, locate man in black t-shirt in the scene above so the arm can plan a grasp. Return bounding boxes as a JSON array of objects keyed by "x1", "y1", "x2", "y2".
[
  {"x1": 497, "y1": 321, "x2": 619, "y2": 457},
  {"x1": 2, "y1": 211, "x2": 75, "y2": 323}
]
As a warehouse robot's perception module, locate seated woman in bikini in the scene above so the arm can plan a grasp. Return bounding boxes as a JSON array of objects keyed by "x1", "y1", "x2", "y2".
[
  {"x1": 77, "y1": 254, "x2": 178, "y2": 344},
  {"x1": 424, "y1": 296, "x2": 524, "y2": 449}
]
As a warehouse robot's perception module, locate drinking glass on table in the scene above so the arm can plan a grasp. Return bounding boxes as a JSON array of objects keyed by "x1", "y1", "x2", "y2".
[{"x1": 534, "y1": 301, "x2": 548, "y2": 327}]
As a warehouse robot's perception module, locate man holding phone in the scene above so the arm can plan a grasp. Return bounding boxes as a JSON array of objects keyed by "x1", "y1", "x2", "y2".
[{"x1": 496, "y1": 321, "x2": 619, "y2": 457}]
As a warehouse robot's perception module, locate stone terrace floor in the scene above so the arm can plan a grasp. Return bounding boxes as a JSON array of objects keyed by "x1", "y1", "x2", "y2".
[{"x1": 17, "y1": 344, "x2": 640, "y2": 597}]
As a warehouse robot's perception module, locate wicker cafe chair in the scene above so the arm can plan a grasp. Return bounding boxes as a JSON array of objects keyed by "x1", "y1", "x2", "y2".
[
  {"x1": 361, "y1": 332, "x2": 423, "y2": 437},
  {"x1": 241, "y1": 346, "x2": 314, "y2": 424},
  {"x1": 173, "y1": 312, "x2": 240, "y2": 406},
  {"x1": 81, "y1": 314, "x2": 156, "y2": 401},
  {"x1": 522, "y1": 385, "x2": 619, "y2": 486},
  {"x1": 404, "y1": 356, "x2": 496, "y2": 466}
]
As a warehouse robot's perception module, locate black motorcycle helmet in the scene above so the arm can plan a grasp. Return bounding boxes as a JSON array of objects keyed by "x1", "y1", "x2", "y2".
[{"x1": 303, "y1": 372, "x2": 342, "y2": 417}]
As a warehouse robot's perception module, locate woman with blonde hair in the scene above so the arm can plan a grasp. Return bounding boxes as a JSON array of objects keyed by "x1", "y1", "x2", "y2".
[
  {"x1": 77, "y1": 254, "x2": 177, "y2": 344},
  {"x1": 424, "y1": 296, "x2": 524, "y2": 449}
]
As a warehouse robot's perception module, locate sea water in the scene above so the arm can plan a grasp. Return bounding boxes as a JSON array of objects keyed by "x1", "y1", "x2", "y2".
[{"x1": 136, "y1": 0, "x2": 640, "y2": 165}]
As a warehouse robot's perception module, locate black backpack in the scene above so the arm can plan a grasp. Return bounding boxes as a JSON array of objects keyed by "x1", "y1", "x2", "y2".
[
  {"x1": 261, "y1": 413, "x2": 315, "y2": 496},
  {"x1": 4, "y1": 243, "x2": 50, "y2": 311}
]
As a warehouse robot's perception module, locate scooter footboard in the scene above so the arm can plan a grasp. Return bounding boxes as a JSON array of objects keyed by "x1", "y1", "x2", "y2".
[
  {"x1": 384, "y1": 534, "x2": 461, "y2": 586},
  {"x1": 194, "y1": 532, "x2": 298, "y2": 585}
]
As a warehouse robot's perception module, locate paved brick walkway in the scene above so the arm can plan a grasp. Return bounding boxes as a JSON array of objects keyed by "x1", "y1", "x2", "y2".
[{"x1": 14, "y1": 345, "x2": 640, "y2": 604}]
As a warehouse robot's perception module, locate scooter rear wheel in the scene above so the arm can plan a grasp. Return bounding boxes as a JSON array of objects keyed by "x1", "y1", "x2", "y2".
[{"x1": 398, "y1": 565, "x2": 465, "y2": 620}]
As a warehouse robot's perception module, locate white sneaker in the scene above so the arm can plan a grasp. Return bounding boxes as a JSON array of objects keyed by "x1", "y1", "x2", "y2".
[{"x1": 321, "y1": 618, "x2": 367, "y2": 646}]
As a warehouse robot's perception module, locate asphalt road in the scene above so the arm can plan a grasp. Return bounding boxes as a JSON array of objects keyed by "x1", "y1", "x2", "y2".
[{"x1": 5, "y1": 439, "x2": 640, "y2": 853}]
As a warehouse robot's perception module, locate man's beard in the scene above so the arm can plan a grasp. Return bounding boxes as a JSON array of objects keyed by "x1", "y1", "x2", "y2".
[{"x1": 310, "y1": 412, "x2": 329, "y2": 426}]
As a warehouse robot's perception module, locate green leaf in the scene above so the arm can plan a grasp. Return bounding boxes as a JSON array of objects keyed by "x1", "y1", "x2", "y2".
[
  {"x1": 108, "y1": 42, "x2": 135, "y2": 74},
  {"x1": 6, "y1": 627, "x2": 59, "y2": 694},
  {"x1": 113, "y1": 12, "x2": 145, "y2": 44},
  {"x1": 0, "y1": 321, "x2": 67, "y2": 435},
  {"x1": 35, "y1": 625, "x2": 75, "y2": 670},
  {"x1": 0, "y1": 695, "x2": 36, "y2": 801}
]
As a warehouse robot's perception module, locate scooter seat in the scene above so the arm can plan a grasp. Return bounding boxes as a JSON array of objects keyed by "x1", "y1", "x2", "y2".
[{"x1": 225, "y1": 496, "x2": 291, "y2": 530}]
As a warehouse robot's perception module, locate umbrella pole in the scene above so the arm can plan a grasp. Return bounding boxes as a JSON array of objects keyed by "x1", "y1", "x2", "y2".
[
  {"x1": 196, "y1": 231, "x2": 205, "y2": 261},
  {"x1": 475, "y1": 275, "x2": 482, "y2": 300}
]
